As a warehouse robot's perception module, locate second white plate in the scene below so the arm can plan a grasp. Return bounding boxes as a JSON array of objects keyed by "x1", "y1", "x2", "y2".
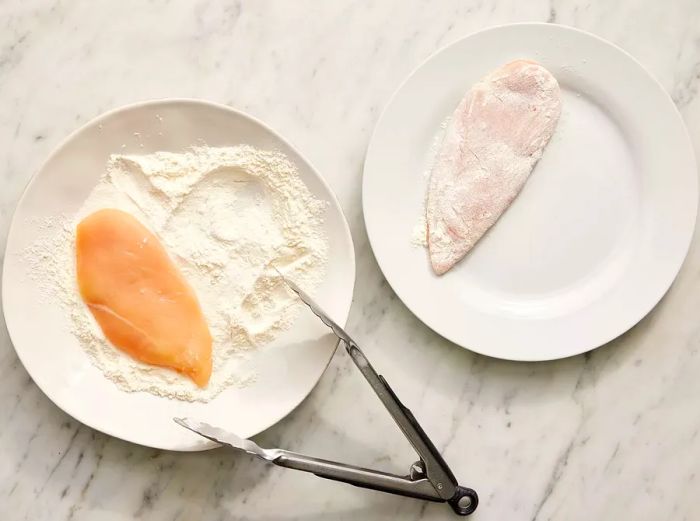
[{"x1": 362, "y1": 23, "x2": 697, "y2": 361}]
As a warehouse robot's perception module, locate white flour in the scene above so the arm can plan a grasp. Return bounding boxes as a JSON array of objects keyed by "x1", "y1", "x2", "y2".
[
  {"x1": 24, "y1": 146, "x2": 328, "y2": 402},
  {"x1": 411, "y1": 116, "x2": 451, "y2": 248}
]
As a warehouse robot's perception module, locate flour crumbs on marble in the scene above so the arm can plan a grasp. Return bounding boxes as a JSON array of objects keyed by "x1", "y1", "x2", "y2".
[{"x1": 24, "y1": 146, "x2": 329, "y2": 402}]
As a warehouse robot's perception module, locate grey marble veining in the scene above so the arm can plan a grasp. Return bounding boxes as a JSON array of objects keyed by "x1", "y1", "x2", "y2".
[{"x1": 2, "y1": 1, "x2": 700, "y2": 520}]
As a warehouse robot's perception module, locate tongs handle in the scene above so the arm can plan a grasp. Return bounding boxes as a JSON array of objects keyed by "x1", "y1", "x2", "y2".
[
  {"x1": 345, "y1": 342, "x2": 477, "y2": 515},
  {"x1": 273, "y1": 447, "x2": 477, "y2": 515},
  {"x1": 271, "y1": 450, "x2": 442, "y2": 502},
  {"x1": 344, "y1": 343, "x2": 457, "y2": 496}
]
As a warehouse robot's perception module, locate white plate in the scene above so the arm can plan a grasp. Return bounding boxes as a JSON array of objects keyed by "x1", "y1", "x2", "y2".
[
  {"x1": 362, "y1": 24, "x2": 697, "y2": 361},
  {"x1": 2, "y1": 99, "x2": 355, "y2": 450}
]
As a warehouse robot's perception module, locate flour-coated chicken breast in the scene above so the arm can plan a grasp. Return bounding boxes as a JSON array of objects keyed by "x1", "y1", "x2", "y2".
[{"x1": 427, "y1": 60, "x2": 561, "y2": 275}]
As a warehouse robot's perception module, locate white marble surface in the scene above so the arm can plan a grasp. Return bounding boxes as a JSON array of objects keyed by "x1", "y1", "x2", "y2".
[{"x1": 2, "y1": 1, "x2": 700, "y2": 519}]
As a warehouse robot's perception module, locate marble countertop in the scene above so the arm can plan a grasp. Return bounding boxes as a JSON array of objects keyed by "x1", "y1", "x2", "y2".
[{"x1": 2, "y1": 1, "x2": 700, "y2": 520}]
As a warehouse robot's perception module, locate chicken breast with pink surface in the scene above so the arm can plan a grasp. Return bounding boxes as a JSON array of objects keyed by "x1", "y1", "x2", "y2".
[{"x1": 426, "y1": 60, "x2": 561, "y2": 275}]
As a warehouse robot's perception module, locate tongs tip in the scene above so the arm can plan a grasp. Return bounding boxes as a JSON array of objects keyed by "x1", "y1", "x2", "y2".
[{"x1": 173, "y1": 417, "x2": 196, "y2": 431}]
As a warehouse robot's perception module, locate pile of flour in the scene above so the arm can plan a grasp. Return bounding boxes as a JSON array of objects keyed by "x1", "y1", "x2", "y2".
[{"x1": 25, "y1": 146, "x2": 328, "y2": 402}]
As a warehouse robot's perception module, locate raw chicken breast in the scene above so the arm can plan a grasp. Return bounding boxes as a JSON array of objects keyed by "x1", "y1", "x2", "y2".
[
  {"x1": 427, "y1": 60, "x2": 561, "y2": 275},
  {"x1": 76, "y1": 209, "x2": 213, "y2": 387}
]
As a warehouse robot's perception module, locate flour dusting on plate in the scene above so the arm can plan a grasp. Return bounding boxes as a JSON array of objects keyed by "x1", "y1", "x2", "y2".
[
  {"x1": 411, "y1": 116, "x2": 451, "y2": 248},
  {"x1": 25, "y1": 146, "x2": 329, "y2": 402}
]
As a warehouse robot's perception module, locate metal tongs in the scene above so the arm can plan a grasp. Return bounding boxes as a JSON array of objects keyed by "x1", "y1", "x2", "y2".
[{"x1": 175, "y1": 276, "x2": 478, "y2": 516}]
